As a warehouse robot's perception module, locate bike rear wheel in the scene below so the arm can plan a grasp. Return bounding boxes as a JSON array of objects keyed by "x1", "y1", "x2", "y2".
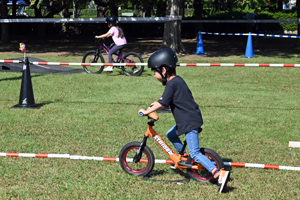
[
  {"x1": 82, "y1": 50, "x2": 105, "y2": 74},
  {"x1": 119, "y1": 142, "x2": 155, "y2": 176},
  {"x1": 121, "y1": 52, "x2": 144, "y2": 76},
  {"x1": 187, "y1": 148, "x2": 224, "y2": 184}
]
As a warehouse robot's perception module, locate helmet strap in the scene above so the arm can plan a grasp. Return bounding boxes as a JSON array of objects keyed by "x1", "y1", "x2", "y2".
[
  {"x1": 162, "y1": 77, "x2": 167, "y2": 86},
  {"x1": 158, "y1": 71, "x2": 168, "y2": 86},
  {"x1": 160, "y1": 67, "x2": 169, "y2": 86}
]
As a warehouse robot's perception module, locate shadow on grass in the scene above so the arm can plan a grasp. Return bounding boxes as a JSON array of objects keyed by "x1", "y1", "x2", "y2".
[
  {"x1": 222, "y1": 157, "x2": 238, "y2": 193},
  {"x1": 37, "y1": 99, "x2": 64, "y2": 108},
  {"x1": 2, "y1": 35, "x2": 299, "y2": 58},
  {"x1": 10, "y1": 99, "x2": 63, "y2": 109},
  {"x1": 142, "y1": 167, "x2": 236, "y2": 193},
  {"x1": 142, "y1": 170, "x2": 190, "y2": 184},
  {"x1": 103, "y1": 69, "x2": 150, "y2": 77},
  {"x1": 203, "y1": 104, "x2": 300, "y2": 111},
  {"x1": 0, "y1": 74, "x2": 44, "y2": 82}
]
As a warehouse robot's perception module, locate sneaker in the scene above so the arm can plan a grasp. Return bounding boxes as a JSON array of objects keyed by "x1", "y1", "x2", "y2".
[
  {"x1": 170, "y1": 154, "x2": 188, "y2": 169},
  {"x1": 170, "y1": 164, "x2": 177, "y2": 169},
  {"x1": 214, "y1": 168, "x2": 230, "y2": 193},
  {"x1": 103, "y1": 66, "x2": 113, "y2": 72}
]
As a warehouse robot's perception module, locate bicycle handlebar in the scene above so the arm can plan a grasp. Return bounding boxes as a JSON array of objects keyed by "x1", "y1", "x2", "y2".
[
  {"x1": 139, "y1": 112, "x2": 144, "y2": 117},
  {"x1": 139, "y1": 110, "x2": 159, "y2": 121},
  {"x1": 94, "y1": 38, "x2": 106, "y2": 44}
]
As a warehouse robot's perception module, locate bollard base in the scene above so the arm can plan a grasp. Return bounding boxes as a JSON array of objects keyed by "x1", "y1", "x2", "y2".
[{"x1": 11, "y1": 104, "x2": 40, "y2": 109}]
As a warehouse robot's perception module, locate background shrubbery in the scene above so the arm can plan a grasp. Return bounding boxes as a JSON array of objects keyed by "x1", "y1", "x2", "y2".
[
  {"x1": 205, "y1": 9, "x2": 297, "y2": 32},
  {"x1": 6, "y1": 7, "x2": 298, "y2": 39}
]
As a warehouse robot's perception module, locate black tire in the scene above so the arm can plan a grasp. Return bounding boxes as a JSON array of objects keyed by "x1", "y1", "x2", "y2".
[
  {"x1": 82, "y1": 50, "x2": 105, "y2": 74},
  {"x1": 119, "y1": 142, "x2": 155, "y2": 176},
  {"x1": 187, "y1": 148, "x2": 224, "y2": 184},
  {"x1": 121, "y1": 52, "x2": 144, "y2": 76}
]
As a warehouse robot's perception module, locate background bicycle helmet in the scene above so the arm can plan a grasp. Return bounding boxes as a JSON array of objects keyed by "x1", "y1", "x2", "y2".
[
  {"x1": 106, "y1": 15, "x2": 118, "y2": 26},
  {"x1": 148, "y1": 48, "x2": 178, "y2": 85}
]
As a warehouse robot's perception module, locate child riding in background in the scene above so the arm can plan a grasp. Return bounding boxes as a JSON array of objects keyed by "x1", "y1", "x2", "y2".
[
  {"x1": 138, "y1": 48, "x2": 230, "y2": 193},
  {"x1": 95, "y1": 15, "x2": 127, "y2": 72}
]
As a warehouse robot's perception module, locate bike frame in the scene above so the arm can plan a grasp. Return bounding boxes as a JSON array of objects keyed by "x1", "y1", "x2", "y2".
[
  {"x1": 97, "y1": 41, "x2": 129, "y2": 64},
  {"x1": 135, "y1": 113, "x2": 204, "y2": 171}
]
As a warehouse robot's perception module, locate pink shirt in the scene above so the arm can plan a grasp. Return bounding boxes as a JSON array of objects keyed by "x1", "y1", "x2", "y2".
[{"x1": 108, "y1": 26, "x2": 127, "y2": 46}]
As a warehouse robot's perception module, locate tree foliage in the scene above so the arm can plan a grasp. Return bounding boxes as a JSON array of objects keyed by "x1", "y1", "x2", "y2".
[{"x1": 1, "y1": 0, "x2": 300, "y2": 43}]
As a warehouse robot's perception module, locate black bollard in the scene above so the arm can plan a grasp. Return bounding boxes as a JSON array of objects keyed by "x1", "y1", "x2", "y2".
[{"x1": 11, "y1": 57, "x2": 39, "y2": 109}]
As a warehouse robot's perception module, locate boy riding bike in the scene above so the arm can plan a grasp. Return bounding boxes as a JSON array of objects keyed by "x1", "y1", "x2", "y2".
[
  {"x1": 138, "y1": 48, "x2": 230, "y2": 193},
  {"x1": 95, "y1": 15, "x2": 127, "y2": 72}
]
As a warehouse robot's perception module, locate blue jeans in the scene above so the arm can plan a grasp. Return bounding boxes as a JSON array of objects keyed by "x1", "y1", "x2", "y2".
[
  {"x1": 108, "y1": 44, "x2": 125, "y2": 63},
  {"x1": 166, "y1": 125, "x2": 216, "y2": 172}
]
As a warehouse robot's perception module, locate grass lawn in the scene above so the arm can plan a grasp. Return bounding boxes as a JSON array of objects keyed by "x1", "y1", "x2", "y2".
[{"x1": 0, "y1": 46, "x2": 300, "y2": 199}]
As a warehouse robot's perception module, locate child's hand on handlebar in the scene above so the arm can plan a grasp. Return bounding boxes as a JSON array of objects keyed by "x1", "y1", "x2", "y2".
[
  {"x1": 138, "y1": 109, "x2": 147, "y2": 116},
  {"x1": 139, "y1": 102, "x2": 164, "y2": 116}
]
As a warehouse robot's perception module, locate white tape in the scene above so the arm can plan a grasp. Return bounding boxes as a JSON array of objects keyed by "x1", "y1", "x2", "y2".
[{"x1": 47, "y1": 154, "x2": 70, "y2": 158}]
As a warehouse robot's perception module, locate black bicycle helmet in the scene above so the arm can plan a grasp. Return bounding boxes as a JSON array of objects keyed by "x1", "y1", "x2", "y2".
[
  {"x1": 148, "y1": 48, "x2": 178, "y2": 85},
  {"x1": 106, "y1": 15, "x2": 118, "y2": 26}
]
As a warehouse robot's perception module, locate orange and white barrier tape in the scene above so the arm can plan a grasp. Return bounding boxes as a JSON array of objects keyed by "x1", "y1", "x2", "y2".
[
  {"x1": 1, "y1": 152, "x2": 300, "y2": 171},
  {"x1": 223, "y1": 162, "x2": 300, "y2": 171},
  {"x1": 177, "y1": 63, "x2": 300, "y2": 67},
  {"x1": 1, "y1": 60, "x2": 300, "y2": 67},
  {"x1": 31, "y1": 61, "x2": 147, "y2": 66},
  {"x1": 0, "y1": 59, "x2": 23, "y2": 63},
  {"x1": 29, "y1": 62, "x2": 300, "y2": 67}
]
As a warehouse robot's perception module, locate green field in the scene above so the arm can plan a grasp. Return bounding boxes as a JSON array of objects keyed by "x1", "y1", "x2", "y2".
[{"x1": 0, "y1": 52, "x2": 299, "y2": 199}]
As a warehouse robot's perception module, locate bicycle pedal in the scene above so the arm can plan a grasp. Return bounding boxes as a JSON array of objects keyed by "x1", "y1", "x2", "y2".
[
  {"x1": 177, "y1": 161, "x2": 192, "y2": 169},
  {"x1": 181, "y1": 157, "x2": 188, "y2": 162}
]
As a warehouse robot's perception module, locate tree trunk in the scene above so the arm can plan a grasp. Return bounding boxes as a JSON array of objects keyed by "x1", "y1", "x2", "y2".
[
  {"x1": 193, "y1": 0, "x2": 204, "y2": 38},
  {"x1": 1, "y1": 0, "x2": 9, "y2": 44},
  {"x1": 296, "y1": 0, "x2": 300, "y2": 36},
  {"x1": 228, "y1": 0, "x2": 232, "y2": 18},
  {"x1": 156, "y1": 1, "x2": 166, "y2": 17},
  {"x1": 73, "y1": 0, "x2": 78, "y2": 18},
  {"x1": 31, "y1": 1, "x2": 46, "y2": 40},
  {"x1": 12, "y1": 0, "x2": 16, "y2": 17},
  {"x1": 110, "y1": 5, "x2": 118, "y2": 16},
  {"x1": 94, "y1": 0, "x2": 108, "y2": 17},
  {"x1": 60, "y1": 0, "x2": 71, "y2": 35},
  {"x1": 162, "y1": 0, "x2": 185, "y2": 53},
  {"x1": 295, "y1": 0, "x2": 300, "y2": 47},
  {"x1": 96, "y1": 5, "x2": 107, "y2": 17}
]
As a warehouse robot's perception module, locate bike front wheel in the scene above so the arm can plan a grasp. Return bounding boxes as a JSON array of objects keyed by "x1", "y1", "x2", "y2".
[
  {"x1": 121, "y1": 52, "x2": 144, "y2": 76},
  {"x1": 82, "y1": 50, "x2": 105, "y2": 74},
  {"x1": 187, "y1": 148, "x2": 224, "y2": 184},
  {"x1": 119, "y1": 142, "x2": 155, "y2": 176}
]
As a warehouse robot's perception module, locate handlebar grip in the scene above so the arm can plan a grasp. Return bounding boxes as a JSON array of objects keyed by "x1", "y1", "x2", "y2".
[
  {"x1": 139, "y1": 112, "x2": 144, "y2": 117},
  {"x1": 139, "y1": 105, "x2": 152, "y2": 117}
]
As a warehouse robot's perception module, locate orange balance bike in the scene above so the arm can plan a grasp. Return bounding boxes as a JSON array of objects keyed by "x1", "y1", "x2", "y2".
[{"x1": 119, "y1": 112, "x2": 224, "y2": 183}]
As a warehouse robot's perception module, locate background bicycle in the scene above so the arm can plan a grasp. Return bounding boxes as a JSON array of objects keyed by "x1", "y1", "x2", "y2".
[{"x1": 82, "y1": 38, "x2": 144, "y2": 76}]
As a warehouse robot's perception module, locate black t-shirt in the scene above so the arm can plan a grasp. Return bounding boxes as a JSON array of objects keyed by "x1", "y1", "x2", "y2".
[{"x1": 158, "y1": 76, "x2": 203, "y2": 136}]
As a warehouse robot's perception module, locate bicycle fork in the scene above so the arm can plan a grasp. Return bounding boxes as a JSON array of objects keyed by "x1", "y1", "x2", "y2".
[{"x1": 133, "y1": 135, "x2": 148, "y2": 163}]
